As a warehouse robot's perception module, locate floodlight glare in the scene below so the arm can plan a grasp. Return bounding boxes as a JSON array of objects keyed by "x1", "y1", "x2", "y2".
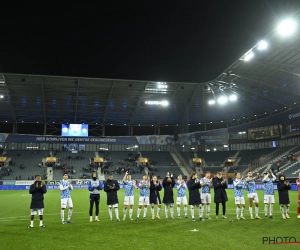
[
  {"x1": 218, "y1": 96, "x2": 228, "y2": 104},
  {"x1": 278, "y1": 19, "x2": 296, "y2": 36},
  {"x1": 257, "y1": 40, "x2": 267, "y2": 50},
  {"x1": 244, "y1": 51, "x2": 254, "y2": 61},
  {"x1": 229, "y1": 94, "x2": 237, "y2": 101},
  {"x1": 161, "y1": 101, "x2": 169, "y2": 106},
  {"x1": 208, "y1": 99, "x2": 215, "y2": 105}
]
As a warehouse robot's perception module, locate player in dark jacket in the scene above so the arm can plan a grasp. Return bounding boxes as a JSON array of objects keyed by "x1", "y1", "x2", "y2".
[
  {"x1": 162, "y1": 172, "x2": 176, "y2": 219},
  {"x1": 187, "y1": 173, "x2": 204, "y2": 221},
  {"x1": 277, "y1": 174, "x2": 291, "y2": 219},
  {"x1": 150, "y1": 175, "x2": 162, "y2": 219},
  {"x1": 27, "y1": 175, "x2": 47, "y2": 228},
  {"x1": 213, "y1": 172, "x2": 228, "y2": 219},
  {"x1": 104, "y1": 174, "x2": 120, "y2": 221}
]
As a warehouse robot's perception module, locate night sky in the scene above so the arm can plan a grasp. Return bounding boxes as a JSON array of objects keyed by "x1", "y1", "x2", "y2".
[{"x1": 1, "y1": 1, "x2": 298, "y2": 83}]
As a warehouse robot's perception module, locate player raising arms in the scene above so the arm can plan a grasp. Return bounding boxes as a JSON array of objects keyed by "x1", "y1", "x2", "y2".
[
  {"x1": 262, "y1": 169, "x2": 276, "y2": 218},
  {"x1": 244, "y1": 169, "x2": 261, "y2": 219},
  {"x1": 150, "y1": 175, "x2": 162, "y2": 219},
  {"x1": 136, "y1": 175, "x2": 150, "y2": 220},
  {"x1": 200, "y1": 171, "x2": 212, "y2": 219},
  {"x1": 233, "y1": 172, "x2": 246, "y2": 220},
  {"x1": 122, "y1": 171, "x2": 138, "y2": 220},
  {"x1": 59, "y1": 173, "x2": 74, "y2": 224},
  {"x1": 176, "y1": 174, "x2": 188, "y2": 219},
  {"x1": 162, "y1": 172, "x2": 176, "y2": 219}
]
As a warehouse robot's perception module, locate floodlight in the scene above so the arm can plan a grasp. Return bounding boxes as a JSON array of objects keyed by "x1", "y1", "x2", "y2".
[
  {"x1": 244, "y1": 51, "x2": 254, "y2": 61},
  {"x1": 208, "y1": 99, "x2": 215, "y2": 105},
  {"x1": 161, "y1": 101, "x2": 169, "y2": 106},
  {"x1": 218, "y1": 96, "x2": 228, "y2": 104},
  {"x1": 229, "y1": 94, "x2": 237, "y2": 101},
  {"x1": 278, "y1": 19, "x2": 296, "y2": 36},
  {"x1": 257, "y1": 40, "x2": 267, "y2": 50}
]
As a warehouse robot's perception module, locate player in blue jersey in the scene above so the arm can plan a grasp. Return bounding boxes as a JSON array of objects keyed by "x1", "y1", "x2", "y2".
[
  {"x1": 200, "y1": 172, "x2": 212, "y2": 219},
  {"x1": 122, "y1": 171, "x2": 138, "y2": 220},
  {"x1": 233, "y1": 172, "x2": 246, "y2": 220},
  {"x1": 27, "y1": 175, "x2": 47, "y2": 228},
  {"x1": 136, "y1": 175, "x2": 150, "y2": 220},
  {"x1": 244, "y1": 169, "x2": 261, "y2": 219},
  {"x1": 59, "y1": 173, "x2": 74, "y2": 224},
  {"x1": 262, "y1": 169, "x2": 276, "y2": 218},
  {"x1": 150, "y1": 175, "x2": 162, "y2": 219},
  {"x1": 88, "y1": 172, "x2": 104, "y2": 222},
  {"x1": 176, "y1": 174, "x2": 188, "y2": 218}
]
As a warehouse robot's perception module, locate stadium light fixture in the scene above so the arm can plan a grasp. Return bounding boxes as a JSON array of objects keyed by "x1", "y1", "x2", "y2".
[
  {"x1": 229, "y1": 94, "x2": 237, "y2": 101},
  {"x1": 208, "y1": 99, "x2": 215, "y2": 105},
  {"x1": 218, "y1": 96, "x2": 228, "y2": 104},
  {"x1": 244, "y1": 51, "x2": 254, "y2": 61},
  {"x1": 278, "y1": 19, "x2": 296, "y2": 36},
  {"x1": 257, "y1": 40, "x2": 267, "y2": 50},
  {"x1": 145, "y1": 100, "x2": 169, "y2": 106},
  {"x1": 0, "y1": 95, "x2": 3, "y2": 98}
]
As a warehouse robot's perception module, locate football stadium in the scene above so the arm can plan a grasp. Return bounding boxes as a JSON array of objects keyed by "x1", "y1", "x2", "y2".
[{"x1": 1, "y1": 3, "x2": 300, "y2": 250}]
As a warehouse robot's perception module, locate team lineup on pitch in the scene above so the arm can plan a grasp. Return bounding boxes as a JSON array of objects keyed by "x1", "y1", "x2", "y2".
[{"x1": 27, "y1": 170, "x2": 300, "y2": 228}]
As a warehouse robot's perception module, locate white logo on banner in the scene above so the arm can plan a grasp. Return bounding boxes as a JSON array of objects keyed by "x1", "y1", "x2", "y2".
[{"x1": 288, "y1": 112, "x2": 300, "y2": 119}]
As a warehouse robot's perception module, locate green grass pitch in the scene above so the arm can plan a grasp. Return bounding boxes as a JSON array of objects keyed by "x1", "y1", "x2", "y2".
[{"x1": 0, "y1": 188, "x2": 299, "y2": 250}]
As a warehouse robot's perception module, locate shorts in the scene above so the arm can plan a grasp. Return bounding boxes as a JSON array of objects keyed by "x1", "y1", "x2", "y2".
[
  {"x1": 264, "y1": 195, "x2": 275, "y2": 204},
  {"x1": 61, "y1": 198, "x2": 73, "y2": 209},
  {"x1": 201, "y1": 193, "x2": 211, "y2": 204},
  {"x1": 176, "y1": 196, "x2": 188, "y2": 205},
  {"x1": 30, "y1": 208, "x2": 44, "y2": 215},
  {"x1": 139, "y1": 196, "x2": 149, "y2": 206},
  {"x1": 247, "y1": 193, "x2": 259, "y2": 203},
  {"x1": 108, "y1": 203, "x2": 118, "y2": 208},
  {"x1": 124, "y1": 196, "x2": 134, "y2": 205},
  {"x1": 234, "y1": 196, "x2": 245, "y2": 205}
]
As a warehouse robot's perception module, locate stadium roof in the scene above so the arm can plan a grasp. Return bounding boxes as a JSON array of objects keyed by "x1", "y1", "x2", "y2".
[{"x1": 1, "y1": 14, "x2": 300, "y2": 131}]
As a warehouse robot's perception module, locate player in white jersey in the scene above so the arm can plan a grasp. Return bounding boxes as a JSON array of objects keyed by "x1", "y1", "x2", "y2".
[
  {"x1": 262, "y1": 169, "x2": 276, "y2": 218},
  {"x1": 244, "y1": 169, "x2": 261, "y2": 219},
  {"x1": 200, "y1": 171, "x2": 212, "y2": 219},
  {"x1": 233, "y1": 172, "x2": 246, "y2": 220},
  {"x1": 176, "y1": 174, "x2": 188, "y2": 218},
  {"x1": 59, "y1": 173, "x2": 74, "y2": 224},
  {"x1": 136, "y1": 175, "x2": 150, "y2": 220},
  {"x1": 122, "y1": 171, "x2": 138, "y2": 220}
]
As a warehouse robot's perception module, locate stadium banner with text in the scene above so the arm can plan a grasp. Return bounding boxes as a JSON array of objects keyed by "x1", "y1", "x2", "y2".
[
  {"x1": 177, "y1": 128, "x2": 228, "y2": 145},
  {"x1": 229, "y1": 106, "x2": 300, "y2": 133},
  {"x1": 4, "y1": 134, "x2": 139, "y2": 144},
  {"x1": 136, "y1": 135, "x2": 174, "y2": 145}
]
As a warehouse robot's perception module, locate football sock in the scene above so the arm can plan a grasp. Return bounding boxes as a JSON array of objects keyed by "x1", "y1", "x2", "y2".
[
  {"x1": 108, "y1": 207, "x2": 113, "y2": 220},
  {"x1": 129, "y1": 208, "x2": 133, "y2": 218},
  {"x1": 236, "y1": 207, "x2": 240, "y2": 217},
  {"x1": 190, "y1": 206, "x2": 195, "y2": 218},
  {"x1": 241, "y1": 206, "x2": 245, "y2": 216},
  {"x1": 206, "y1": 205, "x2": 210, "y2": 217},
  {"x1": 177, "y1": 207, "x2": 180, "y2": 216},
  {"x1": 255, "y1": 206, "x2": 259, "y2": 216},
  {"x1": 286, "y1": 205, "x2": 290, "y2": 214},
  {"x1": 280, "y1": 205, "x2": 284, "y2": 216},
  {"x1": 151, "y1": 207, "x2": 154, "y2": 216},
  {"x1": 264, "y1": 204, "x2": 268, "y2": 215},
  {"x1": 184, "y1": 206, "x2": 188, "y2": 216},
  {"x1": 143, "y1": 207, "x2": 147, "y2": 217},
  {"x1": 165, "y1": 206, "x2": 168, "y2": 217},
  {"x1": 39, "y1": 219, "x2": 43, "y2": 226},
  {"x1": 249, "y1": 207, "x2": 253, "y2": 216},
  {"x1": 157, "y1": 207, "x2": 161, "y2": 215},
  {"x1": 137, "y1": 208, "x2": 141, "y2": 218},
  {"x1": 30, "y1": 220, "x2": 34, "y2": 227},
  {"x1": 115, "y1": 207, "x2": 119, "y2": 219},
  {"x1": 68, "y1": 209, "x2": 73, "y2": 220},
  {"x1": 61, "y1": 210, "x2": 65, "y2": 221},
  {"x1": 170, "y1": 206, "x2": 174, "y2": 217},
  {"x1": 90, "y1": 216, "x2": 93, "y2": 221},
  {"x1": 198, "y1": 205, "x2": 202, "y2": 217},
  {"x1": 270, "y1": 204, "x2": 273, "y2": 215}
]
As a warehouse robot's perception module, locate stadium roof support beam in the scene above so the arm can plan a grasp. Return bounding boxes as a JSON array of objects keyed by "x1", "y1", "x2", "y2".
[
  {"x1": 74, "y1": 79, "x2": 80, "y2": 123},
  {"x1": 102, "y1": 80, "x2": 115, "y2": 125},
  {"x1": 256, "y1": 60, "x2": 300, "y2": 77}
]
